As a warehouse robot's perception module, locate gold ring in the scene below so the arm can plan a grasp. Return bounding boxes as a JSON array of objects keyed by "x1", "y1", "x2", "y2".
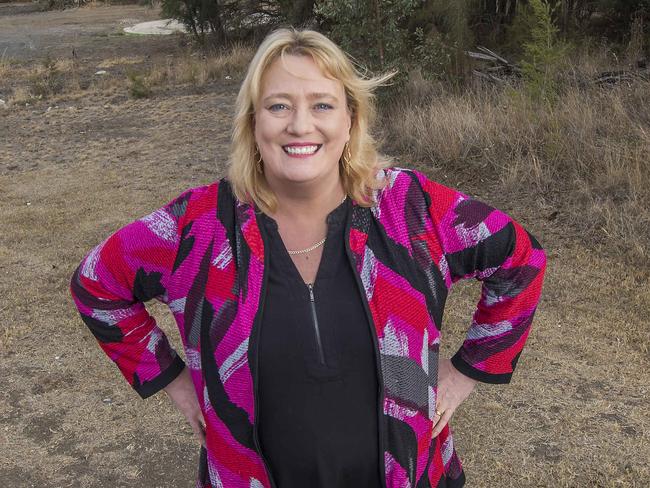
[{"x1": 435, "y1": 409, "x2": 443, "y2": 417}]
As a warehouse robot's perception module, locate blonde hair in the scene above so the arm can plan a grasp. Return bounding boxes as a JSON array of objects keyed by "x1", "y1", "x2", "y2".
[{"x1": 228, "y1": 28, "x2": 395, "y2": 213}]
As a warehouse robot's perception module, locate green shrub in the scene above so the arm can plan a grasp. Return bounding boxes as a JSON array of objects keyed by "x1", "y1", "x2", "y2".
[
  {"x1": 127, "y1": 71, "x2": 152, "y2": 98},
  {"x1": 518, "y1": 0, "x2": 570, "y2": 102}
]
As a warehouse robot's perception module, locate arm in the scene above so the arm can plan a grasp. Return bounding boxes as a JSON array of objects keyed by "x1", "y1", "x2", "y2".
[
  {"x1": 69, "y1": 190, "x2": 194, "y2": 399},
  {"x1": 415, "y1": 172, "x2": 546, "y2": 433}
]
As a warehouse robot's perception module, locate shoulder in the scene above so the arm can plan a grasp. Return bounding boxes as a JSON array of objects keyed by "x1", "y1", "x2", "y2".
[
  {"x1": 163, "y1": 179, "x2": 227, "y2": 225},
  {"x1": 375, "y1": 166, "x2": 463, "y2": 205}
]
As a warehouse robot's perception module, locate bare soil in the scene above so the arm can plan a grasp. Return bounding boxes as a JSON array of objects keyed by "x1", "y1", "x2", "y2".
[{"x1": 1, "y1": 4, "x2": 649, "y2": 488}]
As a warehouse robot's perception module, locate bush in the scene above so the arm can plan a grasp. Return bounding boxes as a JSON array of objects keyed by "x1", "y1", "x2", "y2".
[
  {"x1": 29, "y1": 56, "x2": 77, "y2": 98},
  {"x1": 518, "y1": 0, "x2": 571, "y2": 102},
  {"x1": 127, "y1": 71, "x2": 152, "y2": 98}
]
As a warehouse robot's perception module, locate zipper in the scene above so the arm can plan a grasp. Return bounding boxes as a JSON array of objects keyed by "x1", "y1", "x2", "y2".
[
  {"x1": 251, "y1": 217, "x2": 278, "y2": 488},
  {"x1": 343, "y1": 208, "x2": 388, "y2": 488},
  {"x1": 306, "y1": 283, "x2": 326, "y2": 365}
]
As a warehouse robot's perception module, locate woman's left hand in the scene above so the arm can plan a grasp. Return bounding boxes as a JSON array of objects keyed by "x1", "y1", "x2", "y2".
[{"x1": 432, "y1": 358, "x2": 478, "y2": 437}]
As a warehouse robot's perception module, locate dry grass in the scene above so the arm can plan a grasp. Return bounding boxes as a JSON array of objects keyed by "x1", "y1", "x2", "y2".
[
  {"x1": 145, "y1": 43, "x2": 255, "y2": 87},
  {"x1": 96, "y1": 55, "x2": 146, "y2": 69},
  {"x1": 0, "y1": 44, "x2": 254, "y2": 103},
  {"x1": 383, "y1": 71, "x2": 650, "y2": 263},
  {"x1": 0, "y1": 50, "x2": 11, "y2": 80},
  {"x1": 8, "y1": 86, "x2": 31, "y2": 105}
]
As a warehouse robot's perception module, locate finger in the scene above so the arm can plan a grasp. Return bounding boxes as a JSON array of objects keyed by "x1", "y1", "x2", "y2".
[
  {"x1": 191, "y1": 417, "x2": 206, "y2": 447},
  {"x1": 432, "y1": 408, "x2": 454, "y2": 438},
  {"x1": 432, "y1": 407, "x2": 443, "y2": 425}
]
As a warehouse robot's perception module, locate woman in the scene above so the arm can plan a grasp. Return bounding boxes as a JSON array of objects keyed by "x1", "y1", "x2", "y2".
[{"x1": 70, "y1": 28, "x2": 546, "y2": 488}]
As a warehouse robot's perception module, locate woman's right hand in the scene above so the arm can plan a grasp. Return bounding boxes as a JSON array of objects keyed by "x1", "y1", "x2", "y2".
[{"x1": 164, "y1": 367, "x2": 206, "y2": 447}]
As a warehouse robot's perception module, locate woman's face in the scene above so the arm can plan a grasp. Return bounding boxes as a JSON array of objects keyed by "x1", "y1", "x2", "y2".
[{"x1": 254, "y1": 54, "x2": 352, "y2": 191}]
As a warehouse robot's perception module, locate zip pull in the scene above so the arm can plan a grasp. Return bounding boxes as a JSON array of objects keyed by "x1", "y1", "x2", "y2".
[{"x1": 307, "y1": 283, "x2": 315, "y2": 302}]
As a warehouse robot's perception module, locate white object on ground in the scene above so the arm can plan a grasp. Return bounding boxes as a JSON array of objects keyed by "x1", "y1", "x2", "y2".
[
  {"x1": 123, "y1": 19, "x2": 188, "y2": 35},
  {"x1": 95, "y1": 70, "x2": 108, "y2": 75}
]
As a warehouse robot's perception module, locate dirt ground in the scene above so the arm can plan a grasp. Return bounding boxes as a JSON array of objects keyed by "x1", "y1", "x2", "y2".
[{"x1": 1, "y1": 4, "x2": 649, "y2": 488}]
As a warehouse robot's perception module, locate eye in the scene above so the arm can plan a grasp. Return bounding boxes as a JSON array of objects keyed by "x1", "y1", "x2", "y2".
[
  {"x1": 268, "y1": 103, "x2": 289, "y2": 112},
  {"x1": 314, "y1": 103, "x2": 334, "y2": 111}
]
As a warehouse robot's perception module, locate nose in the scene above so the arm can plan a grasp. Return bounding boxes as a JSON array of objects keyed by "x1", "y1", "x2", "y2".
[{"x1": 286, "y1": 105, "x2": 314, "y2": 135}]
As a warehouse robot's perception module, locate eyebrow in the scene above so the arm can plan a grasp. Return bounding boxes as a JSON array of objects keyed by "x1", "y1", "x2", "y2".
[{"x1": 262, "y1": 92, "x2": 340, "y2": 103}]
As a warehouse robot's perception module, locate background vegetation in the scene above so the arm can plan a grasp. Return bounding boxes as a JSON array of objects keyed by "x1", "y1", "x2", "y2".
[
  {"x1": 155, "y1": 0, "x2": 650, "y2": 262},
  {"x1": 5, "y1": 1, "x2": 649, "y2": 261}
]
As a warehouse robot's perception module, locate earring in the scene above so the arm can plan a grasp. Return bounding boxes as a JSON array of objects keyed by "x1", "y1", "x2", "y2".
[
  {"x1": 342, "y1": 142, "x2": 352, "y2": 177},
  {"x1": 255, "y1": 148, "x2": 263, "y2": 174}
]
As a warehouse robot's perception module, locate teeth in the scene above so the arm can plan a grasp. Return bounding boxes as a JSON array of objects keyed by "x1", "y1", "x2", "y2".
[{"x1": 284, "y1": 145, "x2": 318, "y2": 155}]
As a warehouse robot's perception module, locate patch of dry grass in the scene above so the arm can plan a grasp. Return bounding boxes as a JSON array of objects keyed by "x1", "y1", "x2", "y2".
[
  {"x1": 1, "y1": 44, "x2": 254, "y2": 104},
  {"x1": 383, "y1": 71, "x2": 650, "y2": 263},
  {"x1": 0, "y1": 50, "x2": 12, "y2": 80},
  {"x1": 97, "y1": 56, "x2": 146, "y2": 69},
  {"x1": 8, "y1": 86, "x2": 31, "y2": 105},
  {"x1": 145, "y1": 43, "x2": 255, "y2": 88}
]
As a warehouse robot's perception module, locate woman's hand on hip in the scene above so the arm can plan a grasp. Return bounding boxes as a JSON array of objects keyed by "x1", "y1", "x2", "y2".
[
  {"x1": 432, "y1": 358, "x2": 478, "y2": 438},
  {"x1": 164, "y1": 367, "x2": 206, "y2": 447}
]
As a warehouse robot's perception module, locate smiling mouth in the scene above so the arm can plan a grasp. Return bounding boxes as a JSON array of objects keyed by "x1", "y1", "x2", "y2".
[{"x1": 283, "y1": 144, "x2": 322, "y2": 156}]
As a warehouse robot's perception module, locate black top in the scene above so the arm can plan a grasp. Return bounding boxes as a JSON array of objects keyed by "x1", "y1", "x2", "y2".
[{"x1": 257, "y1": 199, "x2": 381, "y2": 488}]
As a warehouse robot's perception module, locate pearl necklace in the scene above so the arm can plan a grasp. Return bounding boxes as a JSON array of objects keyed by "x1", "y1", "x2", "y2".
[{"x1": 285, "y1": 196, "x2": 347, "y2": 256}]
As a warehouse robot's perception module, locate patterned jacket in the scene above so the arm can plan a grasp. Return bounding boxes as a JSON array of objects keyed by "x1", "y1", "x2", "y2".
[{"x1": 70, "y1": 168, "x2": 546, "y2": 488}]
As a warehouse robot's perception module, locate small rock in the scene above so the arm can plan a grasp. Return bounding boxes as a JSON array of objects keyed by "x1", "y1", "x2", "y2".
[
  {"x1": 0, "y1": 99, "x2": 6, "y2": 109},
  {"x1": 102, "y1": 397, "x2": 112, "y2": 404},
  {"x1": 26, "y1": 202, "x2": 31, "y2": 206},
  {"x1": 225, "y1": 75, "x2": 232, "y2": 80},
  {"x1": 95, "y1": 70, "x2": 108, "y2": 75}
]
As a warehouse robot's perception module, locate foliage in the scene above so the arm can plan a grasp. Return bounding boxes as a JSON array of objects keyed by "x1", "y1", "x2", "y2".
[
  {"x1": 518, "y1": 0, "x2": 570, "y2": 102},
  {"x1": 315, "y1": 0, "x2": 477, "y2": 85},
  {"x1": 412, "y1": 27, "x2": 455, "y2": 79},
  {"x1": 593, "y1": 0, "x2": 650, "y2": 37},
  {"x1": 44, "y1": 0, "x2": 89, "y2": 9},
  {"x1": 315, "y1": 0, "x2": 418, "y2": 69},
  {"x1": 161, "y1": 0, "x2": 281, "y2": 45},
  {"x1": 127, "y1": 71, "x2": 152, "y2": 98}
]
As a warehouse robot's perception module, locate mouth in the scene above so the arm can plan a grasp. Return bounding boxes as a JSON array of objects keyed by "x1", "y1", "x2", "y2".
[{"x1": 282, "y1": 144, "x2": 322, "y2": 156}]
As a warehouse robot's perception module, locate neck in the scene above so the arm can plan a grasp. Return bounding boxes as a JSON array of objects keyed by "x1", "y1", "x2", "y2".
[{"x1": 267, "y1": 176, "x2": 346, "y2": 222}]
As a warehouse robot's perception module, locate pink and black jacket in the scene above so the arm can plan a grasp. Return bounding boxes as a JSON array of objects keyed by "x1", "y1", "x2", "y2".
[{"x1": 70, "y1": 168, "x2": 546, "y2": 488}]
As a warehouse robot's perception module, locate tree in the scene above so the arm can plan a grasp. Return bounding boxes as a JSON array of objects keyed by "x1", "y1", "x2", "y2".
[
  {"x1": 161, "y1": 0, "x2": 289, "y2": 45},
  {"x1": 519, "y1": 0, "x2": 569, "y2": 101}
]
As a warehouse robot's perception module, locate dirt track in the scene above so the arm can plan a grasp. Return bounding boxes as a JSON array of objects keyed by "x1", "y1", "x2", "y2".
[{"x1": 1, "y1": 4, "x2": 649, "y2": 488}]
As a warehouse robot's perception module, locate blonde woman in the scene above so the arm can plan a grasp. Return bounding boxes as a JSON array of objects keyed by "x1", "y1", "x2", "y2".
[{"x1": 70, "y1": 28, "x2": 546, "y2": 488}]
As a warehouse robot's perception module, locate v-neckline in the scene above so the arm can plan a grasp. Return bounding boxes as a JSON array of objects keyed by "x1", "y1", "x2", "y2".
[{"x1": 260, "y1": 198, "x2": 349, "y2": 289}]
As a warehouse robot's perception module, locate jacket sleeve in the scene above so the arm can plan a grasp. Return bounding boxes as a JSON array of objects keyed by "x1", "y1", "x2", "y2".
[
  {"x1": 69, "y1": 190, "x2": 194, "y2": 398},
  {"x1": 415, "y1": 172, "x2": 547, "y2": 384}
]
